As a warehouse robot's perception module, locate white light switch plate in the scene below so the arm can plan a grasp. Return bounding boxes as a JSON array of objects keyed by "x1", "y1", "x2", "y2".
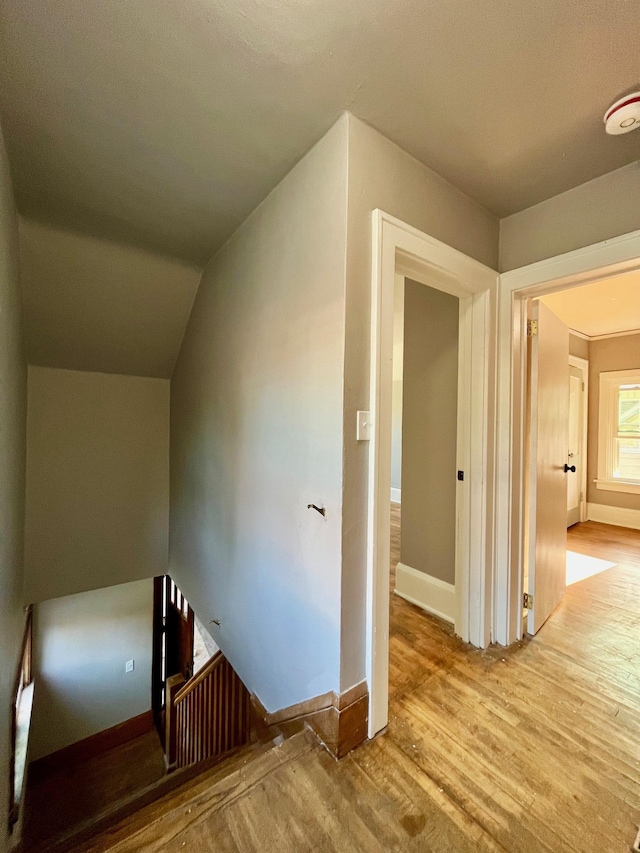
[
  {"x1": 357, "y1": 411, "x2": 371, "y2": 441},
  {"x1": 125, "y1": 659, "x2": 134, "y2": 673}
]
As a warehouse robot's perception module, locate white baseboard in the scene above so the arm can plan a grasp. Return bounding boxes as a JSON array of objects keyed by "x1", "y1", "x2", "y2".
[
  {"x1": 587, "y1": 502, "x2": 640, "y2": 531},
  {"x1": 394, "y1": 562, "x2": 456, "y2": 625},
  {"x1": 390, "y1": 488, "x2": 401, "y2": 504}
]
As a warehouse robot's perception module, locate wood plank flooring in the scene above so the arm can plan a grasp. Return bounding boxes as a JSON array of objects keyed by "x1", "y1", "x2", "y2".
[
  {"x1": 23, "y1": 729, "x2": 166, "y2": 850},
  {"x1": 74, "y1": 514, "x2": 640, "y2": 852}
]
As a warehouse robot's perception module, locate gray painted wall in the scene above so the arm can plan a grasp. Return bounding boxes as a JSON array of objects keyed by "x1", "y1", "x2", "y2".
[
  {"x1": 169, "y1": 117, "x2": 348, "y2": 713},
  {"x1": 587, "y1": 333, "x2": 640, "y2": 512},
  {"x1": 0, "y1": 123, "x2": 26, "y2": 853},
  {"x1": 29, "y1": 580, "x2": 153, "y2": 761},
  {"x1": 24, "y1": 367, "x2": 170, "y2": 603},
  {"x1": 500, "y1": 161, "x2": 640, "y2": 272},
  {"x1": 340, "y1": 114, "x2": 499, "y2": 691},
  {"x1": 400, "y1": 281, "x2": 459, "y2": 585}
]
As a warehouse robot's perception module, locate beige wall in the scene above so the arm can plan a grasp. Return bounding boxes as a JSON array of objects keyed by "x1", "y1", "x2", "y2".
[
  {"x1": 0, "y1": 124, "x2": 26, "y2": 853},
  {"x1": 25, "y1": 367, "x2": 170, "y2": 603},
  {"x1": 400, "y1": 281, "x2": 458, "y2": 585},
  {"x1": 569, "y1": 333, "x2": 589, "y2": 361},
  {"x1": 587, "y1": 333, "x2": 640, "y2": 511},
  {"x1": 340, "y1": 114, "x2": 499, "y2": 690},
  {"x1": 170, "y1": 117, "x2": 348, "y2": 712},
  {"x1": 500, "y1": 161, "x2": 640, "y2": 272},
  {"x1": 29, "y1": 580, "x2": 153, "y2": 761}
]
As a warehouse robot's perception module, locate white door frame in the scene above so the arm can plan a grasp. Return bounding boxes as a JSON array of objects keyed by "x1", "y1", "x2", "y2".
[
  {"x1": 568, "y1": 354, "x2": 589, "y2": 524},
  {"x1": 367, "y1": 210, "x2": 497, "y2": 739},
  {"x1": 495, "y1": 228, "x2": 640, "y2": 646}
]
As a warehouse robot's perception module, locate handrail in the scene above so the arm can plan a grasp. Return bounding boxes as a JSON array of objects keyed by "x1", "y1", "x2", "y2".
[{"x1": 174, "y1": 650, "x2": 224, "y2": 704}]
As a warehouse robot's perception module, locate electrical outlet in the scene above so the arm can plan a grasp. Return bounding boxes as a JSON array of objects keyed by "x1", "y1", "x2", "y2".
[
  {"x1": 125, "y1": 659, "x2": 134, "y2": 673},
  {"x1": 356, "y1": 411, "x2": 371, "y2": 441}
]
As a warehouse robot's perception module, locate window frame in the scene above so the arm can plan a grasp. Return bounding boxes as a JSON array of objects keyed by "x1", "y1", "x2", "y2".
[{"x1": 596, "y1": 368, "x2": 640, "y2": 495}]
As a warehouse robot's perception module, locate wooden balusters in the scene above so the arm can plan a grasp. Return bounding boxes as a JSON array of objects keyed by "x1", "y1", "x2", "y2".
[
  {"x1": 166, "y1": 652, "x2": 250, "y2": 771},
  {"x1": 164, "y1": 673, "x2": 185, "y2": 771}
]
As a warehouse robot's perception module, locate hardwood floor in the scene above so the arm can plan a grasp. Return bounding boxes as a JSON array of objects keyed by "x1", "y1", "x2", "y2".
[
  {"x1": 73, "y1": 514, "x2": 640, "y2": 852},
  {"x1": 23, "y1": 729, "x2": 166, "y2": 850}
]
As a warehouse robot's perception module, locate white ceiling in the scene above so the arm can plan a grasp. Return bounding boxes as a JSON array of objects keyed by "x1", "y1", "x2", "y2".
[
  {"x1": 0, "y1": 0, "x2": 638, "y2": 266},
  {"x1": 539, "y1": 270, "x2": 640, "y2": 338},
  {"x1": 19, "y1": 218, "x2": 201, "y2": 378}
]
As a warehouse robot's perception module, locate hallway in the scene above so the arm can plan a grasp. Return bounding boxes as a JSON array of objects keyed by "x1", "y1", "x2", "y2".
[{"x1": 72, "y1": 514, "x2": 640, "y2": 852}]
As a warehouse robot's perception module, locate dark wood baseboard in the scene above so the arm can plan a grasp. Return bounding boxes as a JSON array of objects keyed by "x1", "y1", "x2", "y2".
[
  {"x1": 251, "y1": 681, "x2": 368, "y2": 760},
  {"x1": 29, "y1": 710, "x2": 154, "y2": 783}
]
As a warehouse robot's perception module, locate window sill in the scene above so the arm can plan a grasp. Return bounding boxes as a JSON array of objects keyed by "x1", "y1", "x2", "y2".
[{"x1": 594, "y1": 479, "x2": 640, "y2": 495}]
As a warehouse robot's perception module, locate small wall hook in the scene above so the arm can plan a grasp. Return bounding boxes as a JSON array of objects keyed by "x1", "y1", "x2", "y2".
[
  {"x1": 210, "y1": 619, "x2": 221, "y2": 627},
  {"x1": 307, "y1": 504, "x2": 326, "y2": 517}
]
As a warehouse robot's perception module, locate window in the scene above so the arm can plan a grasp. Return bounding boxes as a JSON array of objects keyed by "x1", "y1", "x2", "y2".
[
  {"x1": 8, "y1": 606, "x2": 34, "y2": 836},
  {"x1": 597, "y1": 369, "x2": 640, "y2": 494}
]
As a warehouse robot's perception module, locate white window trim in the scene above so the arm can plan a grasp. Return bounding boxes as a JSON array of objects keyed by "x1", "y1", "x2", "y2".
[{"x1": 596, "y1": 368, "x2": 640, "y2": 495}]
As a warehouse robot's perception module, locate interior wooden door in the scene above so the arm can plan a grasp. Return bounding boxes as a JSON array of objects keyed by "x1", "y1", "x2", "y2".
[
  {"x1": 152, "y1": 576, "x2": 165, "y2": 735},
  {"x1": 165, "y1": 577, "x2": 195, "y2": 681},
  {"x1": 527, "y1": 301, "x2": 569, "y2": 635}
]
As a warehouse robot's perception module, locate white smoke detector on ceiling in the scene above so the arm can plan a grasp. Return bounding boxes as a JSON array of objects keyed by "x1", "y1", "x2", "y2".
[{"x1": 604, "y1": 92, "x2": 640, "y2": 135}]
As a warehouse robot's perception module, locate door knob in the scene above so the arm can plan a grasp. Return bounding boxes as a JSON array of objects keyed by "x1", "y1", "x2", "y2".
[{"x1": 564, "y1": 464, "x2": 576, "y2": 473}]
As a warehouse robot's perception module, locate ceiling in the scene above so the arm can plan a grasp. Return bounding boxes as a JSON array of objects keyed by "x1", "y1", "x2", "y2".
[
  {"x1": 19, "y1": 218, "x2": 201, "y2": 378},
  {"x1": 0, "y1": 0, "x2": 638, "y2": 266},
  {"x1": 539, "y1": 270, "x2": 640, "y2": 338}
]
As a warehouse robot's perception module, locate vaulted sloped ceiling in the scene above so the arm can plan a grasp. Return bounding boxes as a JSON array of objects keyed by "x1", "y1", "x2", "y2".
[
  {"x1": 18, "y1": 218, "x2": 201, "y2": 378},
  {"x1": 0, "y1": 0, "x2": 638, "y2": 267}
]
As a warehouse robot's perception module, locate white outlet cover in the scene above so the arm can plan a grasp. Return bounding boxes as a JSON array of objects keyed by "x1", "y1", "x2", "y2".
[
  {"x1": 125, "y1": 659, "x2": 134, "y2": 673},
  {"x1": 357, "y1": 410, "x2": 371, "y2": 441}
]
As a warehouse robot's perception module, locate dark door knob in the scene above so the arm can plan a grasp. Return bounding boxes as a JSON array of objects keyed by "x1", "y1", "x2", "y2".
[{"x1": 564, "y1": 464, "x2": 576, "y2": 473}]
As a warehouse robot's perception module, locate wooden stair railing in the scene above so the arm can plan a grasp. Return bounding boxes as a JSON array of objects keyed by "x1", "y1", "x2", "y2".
[{"x1": 165, "y1": 652, "x2": 251, "y2": 771}]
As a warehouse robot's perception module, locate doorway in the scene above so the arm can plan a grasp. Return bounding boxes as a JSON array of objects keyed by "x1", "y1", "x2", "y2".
[
  {"x1": 367, "y1": 210, "x2": 495, "y2": 738},
  {"x1": 495, "y1": 229, "x2": 640, "y2": 646},
  {"x1": 526, "y1": 286, "x2": 639, "y2": 635},
  {"x1": 390, "y1": 277, "x2": 460, "y2": 626}
]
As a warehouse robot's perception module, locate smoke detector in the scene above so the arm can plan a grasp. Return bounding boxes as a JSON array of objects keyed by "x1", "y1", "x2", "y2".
[{"x1": 604, "y1": 92, "x2": 640, "y2": 135}]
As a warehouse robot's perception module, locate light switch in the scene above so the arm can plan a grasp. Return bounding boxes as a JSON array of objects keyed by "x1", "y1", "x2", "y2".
[
  {"x1": 357, "y1": 411, "x2": 371, "y2": 441},
  {"x1": 125, "y1": 659, "x2": 134, "y2": 673}
]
